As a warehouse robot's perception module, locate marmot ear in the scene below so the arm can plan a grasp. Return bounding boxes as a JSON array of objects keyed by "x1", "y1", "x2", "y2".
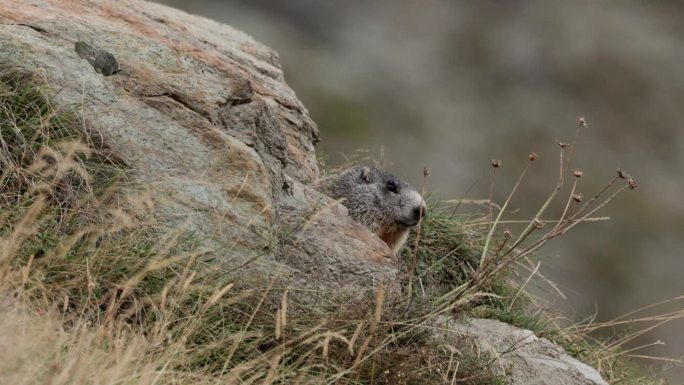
[{"x1": 359, "y1": 167, "x2": 374, "y2": 183}]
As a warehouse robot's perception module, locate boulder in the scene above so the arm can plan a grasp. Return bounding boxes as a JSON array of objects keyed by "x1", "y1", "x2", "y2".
[
  {"x1": 445, "y1": 317, "x2": 609, "y2": 385},
  {"x1": 0, "y1": 0, "x2": 393, "y2": 288}
]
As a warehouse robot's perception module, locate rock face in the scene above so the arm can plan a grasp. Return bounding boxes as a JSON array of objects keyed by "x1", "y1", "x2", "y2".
[
  {"x1": 0, "y1": 1, "x2": 607, "y2": 384},
  {"x1": 0, "y1": 0, "x2": 393, "y2": 287},
  {"x1": 447, "y1": 318, "x2": 609, "y2": 385}
]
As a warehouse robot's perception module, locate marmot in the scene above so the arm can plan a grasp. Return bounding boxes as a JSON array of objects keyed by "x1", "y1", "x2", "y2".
[{"x1": 317, "y1": 166, "x2": 427, "y2": 256}]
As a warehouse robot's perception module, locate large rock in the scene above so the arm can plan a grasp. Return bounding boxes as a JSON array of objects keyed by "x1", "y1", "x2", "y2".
[
  {"x1": 446, "y1": 317, "x2": 609, "y2": 385},
  {"x1": 0, "y1": 0, "x2": 393, "y2": 288}
]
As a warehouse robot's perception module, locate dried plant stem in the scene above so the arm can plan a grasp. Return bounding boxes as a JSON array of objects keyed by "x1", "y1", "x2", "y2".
[
  {"x1": 406, "y1": 169, "x2": 429, "y2": 300},
  {"x1": 479, "y1": 161, "x2": 531, "y2": 268},
  {"x1": 354, "y1": 281, "x2": 385, "y2": 365},
  {"x1": 570, "y1": 176, "x2": 620, "y2": 221},
  {"x1": 488, "y1": 167, "x2": 496, "y2": 228},
  {"x1": 507, "y1": 260, "x2": 541, "y2": 311},
  {"x1": 552, "y1": 178, "x2": 578, "y2": 233},
  {"x1": 509, "y1": 147, "x2": 565, "y2": 254},
  {"x1": 219, "y1": 277, "x2": 277, "y2": 377},
  {"x1": 562, "y1": 185, "x2": 629, "y2": 234},
  {"x1": 462, "y1": 217, "x2": 610, "y2": 228}
]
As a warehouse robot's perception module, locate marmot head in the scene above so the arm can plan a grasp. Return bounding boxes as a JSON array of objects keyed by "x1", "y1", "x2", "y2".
[
  {"x1": 353, "y1": 166, "x2": 426, "y2": 228},
  {"x1": 323, "y1": 166, "x2": 426, "y2": 255}
]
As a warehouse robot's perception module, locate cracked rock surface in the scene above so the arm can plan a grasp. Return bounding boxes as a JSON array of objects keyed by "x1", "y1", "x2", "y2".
[
  {"x1": 445, "y1": 317, "x2": 609, "y2": 385},
  {"x1": 0, "y1": 0, "x2": 393, "y2": 288}
]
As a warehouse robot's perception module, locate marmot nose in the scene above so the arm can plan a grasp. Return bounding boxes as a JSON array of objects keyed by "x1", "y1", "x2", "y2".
[{"x1": 412, "y1": 203, "x2": 427, "y2": 221}]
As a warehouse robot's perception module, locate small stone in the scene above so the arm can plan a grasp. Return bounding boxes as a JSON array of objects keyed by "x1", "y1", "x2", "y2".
[{"x1": 75, "y1": 41, "x2": 120, "y2": 76}]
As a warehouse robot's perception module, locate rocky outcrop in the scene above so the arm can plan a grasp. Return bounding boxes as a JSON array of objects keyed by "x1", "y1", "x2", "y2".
[
  {"x1": 0, "y1": 0, "x2": 393, "y2": 288},
  {"x1": 446, "y1": 317, "x2": 609, "y2": 385}
]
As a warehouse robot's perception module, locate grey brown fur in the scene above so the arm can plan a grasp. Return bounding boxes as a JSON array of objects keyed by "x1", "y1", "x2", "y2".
[
  {"x1": 317, "y1": 166, "x2": 426, "y2": 257},
  {"x1": 75, "y1": 41, "x2": 120, "y2": 76}
]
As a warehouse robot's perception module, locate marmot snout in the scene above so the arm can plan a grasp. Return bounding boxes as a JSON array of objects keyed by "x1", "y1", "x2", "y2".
[{"x1": 317, "y1": 166, "x2": 426, "y2": 257}]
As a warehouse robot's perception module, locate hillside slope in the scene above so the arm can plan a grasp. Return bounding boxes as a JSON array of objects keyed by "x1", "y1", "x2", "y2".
[{"x1": 0, "y1": 1, "x2": 622, "y2": 384}]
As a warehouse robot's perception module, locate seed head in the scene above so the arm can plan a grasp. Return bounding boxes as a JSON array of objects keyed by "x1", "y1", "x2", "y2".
[
  {"x1": 578, "y1": 117, "x2": 587, "y2": 128},
  {"x1": 529, "y1": 152, "x2": 537, "y2": 162},
  {"x1": 572, "y1": 193, "x2": 583, "y2": 202},
  {"x1": 491, "y1": 159, "x2": 502, "y2": 168},
  {"x1": 617, "y1": 168, "x2": 628, "y2": 179},
  {"x1": 627, "y1": 177, "x2": 637, "y2": 190},
  {"x1": 503, "y1": 229, "x2": 513, "y2": 239},
  {"x1": 423, "y1": 167, "x2": 431, "y2": 177},
  {"x1": 533, "y1": 218, "x2": 544, "y2": 229},
  {"x1": 557, "y1": 142, "x2": 570, "y2": 149},
  {"x1": 573, "y1": 169, "x2": 583, "y2": 178}
]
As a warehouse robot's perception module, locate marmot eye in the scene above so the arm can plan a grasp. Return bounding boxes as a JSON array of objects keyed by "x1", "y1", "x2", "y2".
[{"x1": 386, "y1": 180, "x2": 398, "y2": 193}]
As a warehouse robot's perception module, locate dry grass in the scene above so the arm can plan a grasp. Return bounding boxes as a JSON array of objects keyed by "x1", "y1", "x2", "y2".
[
  {"x1": 0, "y1": 72, "x2": 502, "y2": 385},
  {"x1": 396, "y1": 118, "x2": 681, "y2": 383},
  {"x1": 0, "y1": 73, "x2": 678, "y2": 385}
]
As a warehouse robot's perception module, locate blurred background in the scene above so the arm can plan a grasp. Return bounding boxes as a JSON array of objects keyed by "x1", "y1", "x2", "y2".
[{"x1": 156, "y1": 0, "x2": 684, "y2": 381}]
